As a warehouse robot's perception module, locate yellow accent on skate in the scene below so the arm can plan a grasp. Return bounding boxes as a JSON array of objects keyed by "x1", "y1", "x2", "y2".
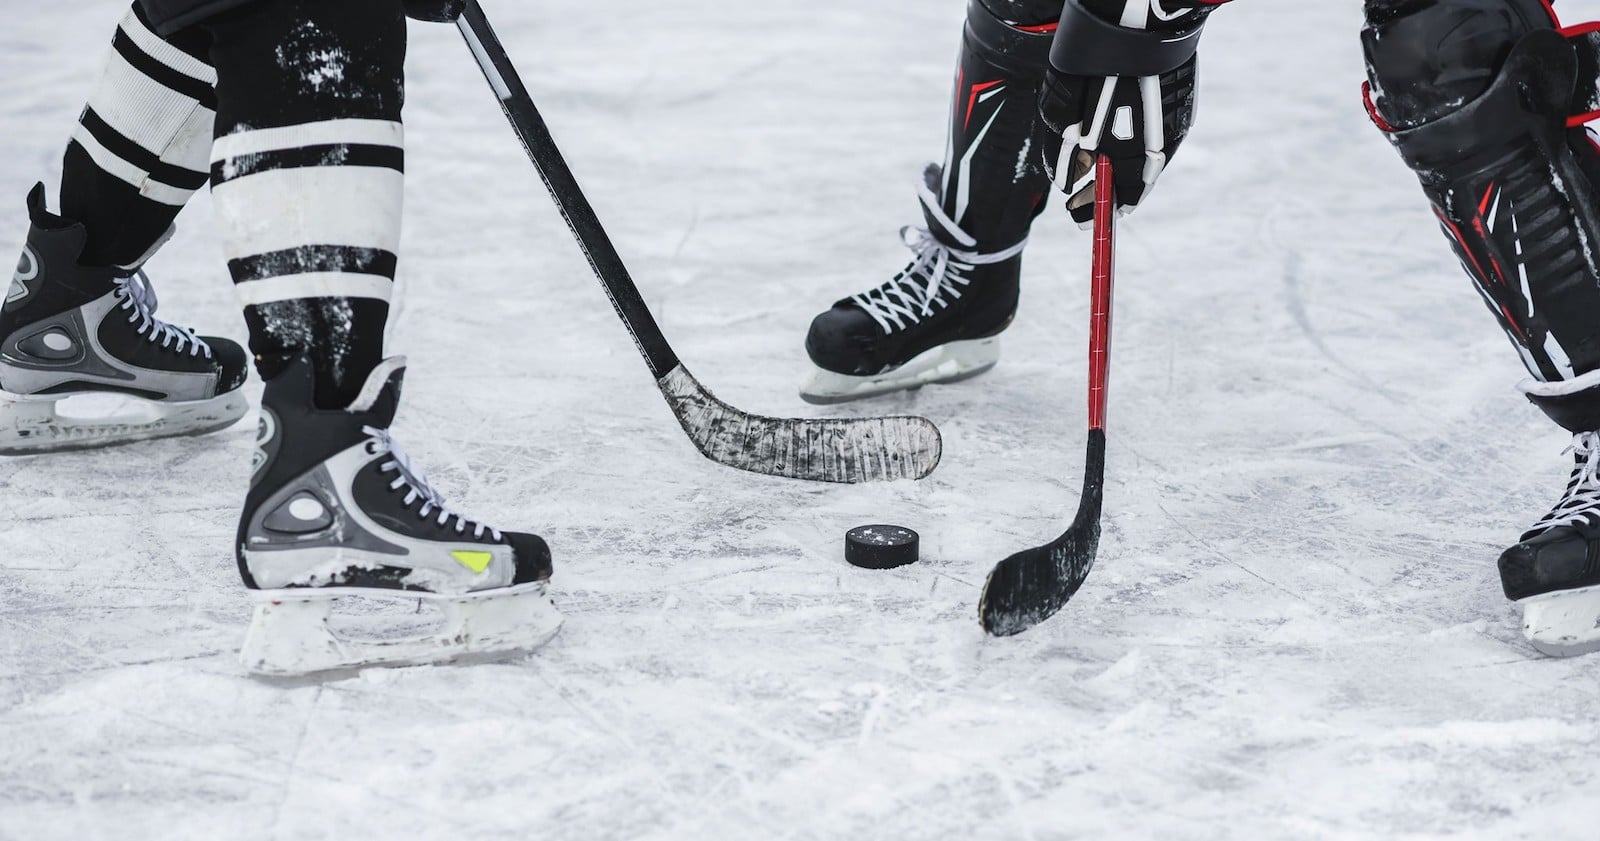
[{"x1": 452, "y1": 550, "x2": 493, "y2": 574}]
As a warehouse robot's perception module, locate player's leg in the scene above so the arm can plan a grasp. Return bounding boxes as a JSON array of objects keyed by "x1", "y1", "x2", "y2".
[
  {"x1": 799, "y1": 0, "x2": 1058, "y2": 404},
  {"x1": 1363, "y1": 0, "x2": 1600, "y2": 655},
  {"x1": 0, "y1": 4, "x2": 248, "y2": 455},
  {"x1": 200, "y1": 0, "x2": 557, "y2": 673}
]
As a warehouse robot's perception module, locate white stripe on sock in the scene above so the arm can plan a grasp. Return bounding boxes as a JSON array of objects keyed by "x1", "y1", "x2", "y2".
[
  {"x1": 69, "y1": 124, "x2": 193, "y2": 206},
  {"x1": 211, "y1": 166, "x2": 405, "y2": 259},
  {"x1": 88, "y1": 48, "x2": 215, "y2": 162},
  {"x1": 233, "y1": 272, "x2": 394, "y2": 307},
  {"x1": 211, "y1": 119, "x2": 404, "y2": 161},
  {"x1": 117, "y1": 7, "x2": 216, "y2": 85}
]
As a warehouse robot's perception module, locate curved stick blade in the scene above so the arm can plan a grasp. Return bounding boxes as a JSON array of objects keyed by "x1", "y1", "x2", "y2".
[
  {"x1": 659, "y1": 365, "x2": 944, "y2": 483},
  {"x1": 979, "y1": 430, "x2": 1105, "y2": 636}
]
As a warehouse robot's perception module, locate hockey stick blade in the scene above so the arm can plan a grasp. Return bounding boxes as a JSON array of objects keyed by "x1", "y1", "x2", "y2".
[
  {"x1": 979, "y1": 154, "x2": 1117, "y2": 635},
  {"x1": 458, "y1": 3, "x2": 941, "y2": 483},
  {"x1": 662, "y1": 367, "x2": 941, "y2": 482},
  {"x1": 979, "y1": 430, "x2": 1103, "y2": 635}
]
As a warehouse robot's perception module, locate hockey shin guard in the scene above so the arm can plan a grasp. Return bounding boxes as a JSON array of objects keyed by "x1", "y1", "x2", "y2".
[
  {"x1": 938, "y1": 0, "x2": 1060, "y2": 251},
  {"x1": 204, "y1": 0, "x2": 406, "y2": 409},
  {"x1": 1363, "y1": 0, "x2": 1600, "y2": 386}
]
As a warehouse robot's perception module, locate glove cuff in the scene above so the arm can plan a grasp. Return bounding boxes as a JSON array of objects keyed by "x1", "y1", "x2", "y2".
[{"x1": 1049, "y1": 0, "x2": 1205, "y2": 77}]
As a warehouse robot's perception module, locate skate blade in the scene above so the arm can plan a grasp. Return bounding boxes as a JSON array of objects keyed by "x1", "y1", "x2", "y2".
[
  {"x1": 799, "y1": 337, "x2": 1000, "y2": 405},
  {"x1": 1518, "y1": 585, "x2": 1600, "y2": 657},
  {"x1": 239, "y1": 582, "x2": 563, "y2": 677},
  {"x1": 0, "y1": 389, "x2": 248, "y2": 456}
]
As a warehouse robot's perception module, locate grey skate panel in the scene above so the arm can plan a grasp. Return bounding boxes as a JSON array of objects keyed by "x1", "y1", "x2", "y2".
[
  {"x1": 16, "y1": 327, "x2": 81, "y2": 361},
  {"x1": 3, "y1": 309, "x2": 109, "y2": 379},
  {"x1": 262, "y1": 491, "x2": 337, "y2": 534},
  {"x1": 245, "y1": 462, "x2": 408, "y2": 557},
  {"x1": 244, "y1": 444, "x2": 517, "y2": 591},
  {"x1": 0, "y1": 292, "x2": 219, "y2": 401},
  {"x1": 7, "y1": 244, "x2": 38, "y2": 305},
  {"x1": 250, "y1": 408, "x2": 282, "y2": 485}
]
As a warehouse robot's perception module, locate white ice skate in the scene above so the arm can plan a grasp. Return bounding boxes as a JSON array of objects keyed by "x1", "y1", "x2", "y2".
[
  {"x1": 800, "y1": 164, "x2": 1022, "y2": 404},
  {"x1": 1, "y1": 186, "x2": 248, "y2": 455},
  {"x1": 237, "y1": 355, "x2": 560, "y2": 676},
  {"x1": 1500, "y1": 427, "x2": 1600, "y2": 657}
]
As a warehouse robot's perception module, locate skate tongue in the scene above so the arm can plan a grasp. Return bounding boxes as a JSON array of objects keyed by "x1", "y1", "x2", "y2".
[{"x1": 346, "y1": 356, "x2": 407, "y2": 424}]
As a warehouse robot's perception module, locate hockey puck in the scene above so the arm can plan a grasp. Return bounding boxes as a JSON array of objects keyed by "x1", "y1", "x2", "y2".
[{"x1": 845, "y1": 524, "x2": 919, "y2": 569}]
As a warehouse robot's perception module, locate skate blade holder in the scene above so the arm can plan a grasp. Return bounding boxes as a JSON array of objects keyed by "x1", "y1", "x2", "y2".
[
  {"x1": 1518, "y1": 585, "x2": 1600, "y2": 657},
  {"x1": 0, "y1": 389, "x2": 248, "y2": 455},
  {"x1": 239, "y1": 582, "x2": 563, "y2": 676}
]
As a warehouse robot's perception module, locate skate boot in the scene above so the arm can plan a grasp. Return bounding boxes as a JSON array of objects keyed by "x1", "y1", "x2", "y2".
[
  {"x1": 800, "y1": 164, "x2": 1025, "y2": 404},
  {"x1": 237, "y1": 354, "x2": 560, "y2": 675},
  {"x1": 0, "y1": 184, "x2": 248, "y2": 455},
  {"x1": 1499, "y1": 376, "x2": 1600, "y2": 656}
]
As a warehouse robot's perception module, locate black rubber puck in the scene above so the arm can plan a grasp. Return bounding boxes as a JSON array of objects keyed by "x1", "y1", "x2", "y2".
[{"x1": 845, "y1": 524, "x2": 919, "y2": 569}]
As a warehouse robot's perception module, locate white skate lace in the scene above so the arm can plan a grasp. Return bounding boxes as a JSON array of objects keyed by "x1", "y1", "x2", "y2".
[
  {"x1": 113, "y1": 272, "x2": 213, "y2": 358},
  {"x1": 1530, "y1": 431, "x2": 1600, "y2": 533},
  {"x1": 364, "y1": 426, "x2": 503, "y2": 540},
  {"x1": 851, "y1": 227, "x2": 1027, "y2": 335}
]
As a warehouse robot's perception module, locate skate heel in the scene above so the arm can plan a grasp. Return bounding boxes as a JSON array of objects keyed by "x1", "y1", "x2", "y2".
[
  {"x1": 240, "y1": 584, "x2": 564, "y2": 676},
  {"x1": 1519, "y1": 585, "x2": 1600, "y2": 656},
  {"x1": 0, "y1": 391, "x2": 61, "y2": 455}
]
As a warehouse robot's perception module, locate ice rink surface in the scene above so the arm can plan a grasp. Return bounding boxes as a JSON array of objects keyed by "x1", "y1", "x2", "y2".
[{"x1": 5, "y1": 1, "x2": 1600, "y2": 839}]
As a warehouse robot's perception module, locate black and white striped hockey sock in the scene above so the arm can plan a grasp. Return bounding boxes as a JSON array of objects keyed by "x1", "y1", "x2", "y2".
[
  {"x1": 59, "y1": 3, "x2": 215, "y2": 268},
  {"x1": 212, "y1": 118, "x2": 404, "y2": 309},
  {"x1": 205, "y1": 0, "x2": 408, "y2": 408},
  {"x1": 210, "y1": 116, "x2": 403, "y2": 408}
]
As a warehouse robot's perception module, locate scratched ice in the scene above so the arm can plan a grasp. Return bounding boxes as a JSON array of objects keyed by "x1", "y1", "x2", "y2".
[{"x1": 2, "y1": 2, "x2": 1599, "y2": 840}]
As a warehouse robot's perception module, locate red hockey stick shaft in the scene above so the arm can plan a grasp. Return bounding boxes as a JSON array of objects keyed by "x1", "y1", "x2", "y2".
[{"x1": 1087, "y1": 154, "x2": 1115, "y2": 431}]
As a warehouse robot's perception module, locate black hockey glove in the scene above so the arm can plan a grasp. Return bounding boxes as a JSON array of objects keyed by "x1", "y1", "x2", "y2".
[
  {"x1": 404, "y1": 0, "x2": 467, "y2": 23},
  {"x1": 1038, "y1": 0, "x2": 1228, "y2": 223}
]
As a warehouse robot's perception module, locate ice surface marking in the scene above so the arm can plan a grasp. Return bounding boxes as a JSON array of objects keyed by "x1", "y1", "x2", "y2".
[{"x1": 11, "y1": 2, "x2": 1600, "y2": 837}]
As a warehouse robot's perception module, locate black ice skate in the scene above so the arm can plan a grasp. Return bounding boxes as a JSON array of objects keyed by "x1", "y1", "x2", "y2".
[
  {"x1": 0, "y1": 185, "x2": 247, "y2": 455},
  {"x1": 237, "y1": 354, "x2": 560, "y2": 675},
  {"x1": 1499, "y1": 376, "x2": 1600, "y2": 656},
  {"x1": 800, "y1": 164, "x2": 1024, "y2": 404}
]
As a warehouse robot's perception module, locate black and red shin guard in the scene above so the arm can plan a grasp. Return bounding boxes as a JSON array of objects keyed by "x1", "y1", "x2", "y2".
[
  {"x1": 1363, "y1": 0, "x2": 1600, "y2": 389},
  {"x1": 937, "y1": 0, "x2": 1061, "y2": 252}
]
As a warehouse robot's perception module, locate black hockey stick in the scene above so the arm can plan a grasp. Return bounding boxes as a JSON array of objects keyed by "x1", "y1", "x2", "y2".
[
  {"x1": 455, "y1": 4, "x2": 941, "y2": 483},
  {"x1": 979, "y1": 154, "x2": 1116, "y2": 635}
]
